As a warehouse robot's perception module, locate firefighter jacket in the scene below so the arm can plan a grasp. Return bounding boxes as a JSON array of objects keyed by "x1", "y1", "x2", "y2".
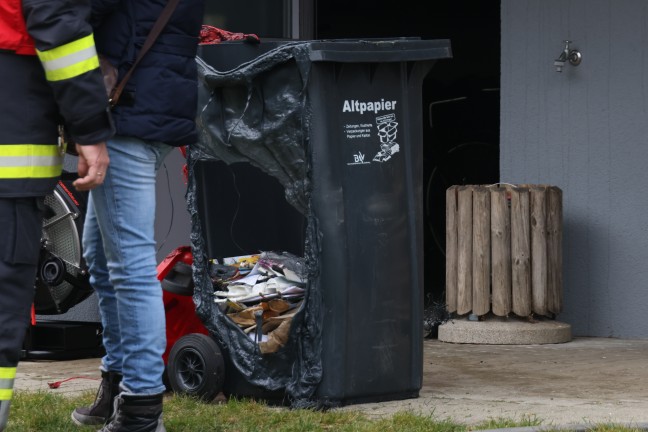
[
  {"x1": 91, "y1": 0, "x2": 205, "y2": 147},
  {"x1": 0, "y1": 0, "x2": 114, "y2": 198}
]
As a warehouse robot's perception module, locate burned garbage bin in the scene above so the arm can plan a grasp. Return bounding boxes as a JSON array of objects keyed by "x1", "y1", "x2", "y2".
[{"x1": 187, "y1": 38, "x2": 452, "y2": 407}]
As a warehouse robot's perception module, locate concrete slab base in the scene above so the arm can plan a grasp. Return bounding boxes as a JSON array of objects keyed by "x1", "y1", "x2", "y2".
[{"x1": 438, "y1": 316, "x2": 572, "y2": 344}]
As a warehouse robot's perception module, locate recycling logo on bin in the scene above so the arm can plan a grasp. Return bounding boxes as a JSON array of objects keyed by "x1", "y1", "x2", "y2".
[{"x1": 342, "y1": 98, "x2": 400, "y2": 165}]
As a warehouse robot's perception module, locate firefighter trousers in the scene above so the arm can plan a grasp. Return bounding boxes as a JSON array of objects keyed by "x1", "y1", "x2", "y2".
[{"x1": 0, "y1": 197, "x2": 44, "y2": 431}]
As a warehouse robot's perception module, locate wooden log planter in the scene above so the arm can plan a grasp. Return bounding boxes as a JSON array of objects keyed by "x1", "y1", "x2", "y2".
[{"x1": 445, "y1": 184, "x2": 563, "y2": 318}]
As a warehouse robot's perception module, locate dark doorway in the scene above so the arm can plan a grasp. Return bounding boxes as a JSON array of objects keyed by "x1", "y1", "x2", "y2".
[{"x1": 315, "y1": 1, "x2": 501, "y2": 323}]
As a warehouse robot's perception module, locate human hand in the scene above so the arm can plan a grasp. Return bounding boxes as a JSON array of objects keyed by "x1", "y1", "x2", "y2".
[{"x1": 72, "y1": 142, "x2": 110, "y2": 191}]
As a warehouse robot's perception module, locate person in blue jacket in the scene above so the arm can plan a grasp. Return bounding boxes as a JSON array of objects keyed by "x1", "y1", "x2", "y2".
[
  {"x1": 0, "y1": 1, "x2": 113, "y2": 430},
  {"x1": 71, "y1": 1, "x2": 205, "y2": 431}
]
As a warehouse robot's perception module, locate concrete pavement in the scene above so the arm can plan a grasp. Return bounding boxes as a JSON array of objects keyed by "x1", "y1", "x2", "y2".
[
  {"x1": 341, "y1": 337, "x2": 648, "y2": 428},
  {"x1": 15, "y1": 337, "x2": 648, "y2": 428}
]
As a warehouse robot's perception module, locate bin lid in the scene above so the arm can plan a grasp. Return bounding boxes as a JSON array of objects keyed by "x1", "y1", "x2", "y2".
[
  {"x1": 306, "y1": 38, "x2": 452, "y2": 63},
  {"x1": 198, "y1": 37, "x2": 451, "y2": 72}
]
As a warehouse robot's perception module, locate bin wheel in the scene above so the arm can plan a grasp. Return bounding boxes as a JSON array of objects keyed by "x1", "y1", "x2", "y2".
[{"x1": 166, "y1": 333, "x2": 224, "y2": 401}]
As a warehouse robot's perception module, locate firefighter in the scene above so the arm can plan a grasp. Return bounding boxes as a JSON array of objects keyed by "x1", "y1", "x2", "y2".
[{"x1": 0, "y1": 1, "x2": 114, "y2": 430}]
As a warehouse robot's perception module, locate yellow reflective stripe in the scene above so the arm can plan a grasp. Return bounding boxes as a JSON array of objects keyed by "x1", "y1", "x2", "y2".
[
  {"x1": 0, "y1": 368, "x2": 13, "y2": 401},
  {"x1": 0, "y1": 389, "x2": 12, "y2": 400},
  {"x1": 37, "y1": 34, "x2": 95, "y2": 63},
  {"x1": 44, "y1": 55, "x2": 100, "y2": 81},
  {"x1": 36, "y1": 34, "x2": 100, "y2": 81},
  {"x1": 0, "y1": 369, "x2": 15, "y2": 380},
  {"x1": 0, "y1": 144, "x2": 63, "y2": 178},
  {"x1": 0, "y1": 145, "x2": 61, "y2": 158},
  {"x1": 0, "y1": 165, "x2": 62, "y2": 179}
]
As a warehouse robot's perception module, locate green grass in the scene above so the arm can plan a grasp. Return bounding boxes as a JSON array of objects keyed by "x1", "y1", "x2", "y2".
[{"x1": 4, "y1": 391, "x2": 644, "y2": 432}]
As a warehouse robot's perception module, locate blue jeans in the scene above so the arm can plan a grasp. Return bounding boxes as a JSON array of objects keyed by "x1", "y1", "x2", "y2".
[{"x1": 83, "y1": 136, "x2": 172, "y2": 395}]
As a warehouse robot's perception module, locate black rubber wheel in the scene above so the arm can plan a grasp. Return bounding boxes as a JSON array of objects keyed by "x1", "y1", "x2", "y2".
[{"x1": 166, "y1": 333, "x2": 225, "y2": 401}]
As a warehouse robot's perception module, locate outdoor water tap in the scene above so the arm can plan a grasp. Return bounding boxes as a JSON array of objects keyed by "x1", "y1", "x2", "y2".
[
  {"x1": 553, "y1": 45, "x2": 568, "y2": 72},
  {"x1": 554, "y1": 40, "x2": 582, "y2": 72}
]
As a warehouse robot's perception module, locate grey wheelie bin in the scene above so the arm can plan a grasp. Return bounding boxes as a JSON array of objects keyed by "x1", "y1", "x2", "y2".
[{"x1": 186, "y1": 37, "x2": 452, "y2": 407}]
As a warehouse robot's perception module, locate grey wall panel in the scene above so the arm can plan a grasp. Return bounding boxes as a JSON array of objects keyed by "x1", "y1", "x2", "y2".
[
  {"x1": 154, "y1": 148, "x2": 192, "y2": 263},
  {"x1": 501, "y1": 0, "x2": 648, "y2": 337}
]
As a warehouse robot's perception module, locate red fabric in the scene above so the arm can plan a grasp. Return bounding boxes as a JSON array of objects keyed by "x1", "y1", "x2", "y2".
[
  {"x1": 0, "y1": 0, "x2": 37, "y2": 55},
  {"x1": 199, "y1": 25, "x2": 260, "y2": 45}
]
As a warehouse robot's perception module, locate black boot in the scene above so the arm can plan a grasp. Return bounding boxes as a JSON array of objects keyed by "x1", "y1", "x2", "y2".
[
  {"x1": 99, "y1": 393, "x2": 165, "y2": 432},
  {"x1": 71, "y1": 370, "x2": 122, "y2": 426}
]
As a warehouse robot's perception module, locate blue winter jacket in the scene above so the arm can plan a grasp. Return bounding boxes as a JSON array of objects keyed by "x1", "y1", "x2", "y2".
[{"x1": 91, "y1": 0, "x2": 205, "y2": 147}]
